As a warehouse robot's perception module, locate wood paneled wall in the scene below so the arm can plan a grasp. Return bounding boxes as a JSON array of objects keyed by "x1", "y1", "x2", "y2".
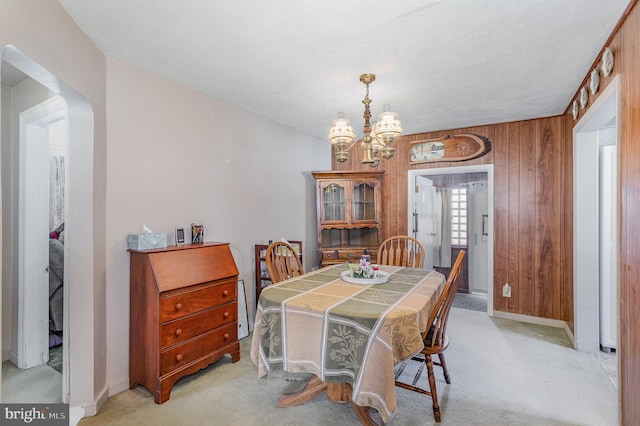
[
  {"x1": 332, "y1": 117, "x2": 570, "y2": 323},
  {"x1": 564, "y1": 1, "x2": 639, "y2": 423},
  {"x1": 617, "y1": 5, "x2": 640, "y2": 420},
  {"x1": 333, "y1": 1, "x2": 640, "y2": 422}
]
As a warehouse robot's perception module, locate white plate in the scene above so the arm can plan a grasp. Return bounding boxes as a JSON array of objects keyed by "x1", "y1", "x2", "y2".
[
  {"x1": 341, "y1": 270, "x2": 390, "y2": 285},
  {"x1": 579, "y1": 86, "x2": 589, "y2": 109},
  {"x1": 601, "y1": 47, "x2": 614, "y2": 78},
  {"x1": 590, "y1": 69, "x2": 600, "y2": 95}
]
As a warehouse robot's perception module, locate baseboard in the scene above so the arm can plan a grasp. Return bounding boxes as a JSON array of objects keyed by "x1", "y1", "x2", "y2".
[
  {"x1": 69, "y1": 401, "x2": 99, "y2": 426},
  {"x1": 69, "y1": 406, "x2": 84, "y2": 426},
  {"x1": 68, "y1": 383, "x2": 110, "y2": 425},
  {"x1": 492, "y1": 310, "x2": 568, "y2": 329},
  {"x1": 108, "y1": 378, "x2": 130, "y2": 397},
  {"x1": 564, "y1": 322, "x2": 577, "y2": 348},
  {"x1": 5, "y1": 349, "x2": 18, "y2": 366}
]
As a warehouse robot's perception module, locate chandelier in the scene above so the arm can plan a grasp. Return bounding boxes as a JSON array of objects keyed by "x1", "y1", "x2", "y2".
[{"x1": 328, "y1": 73, "x2": 402, "y2": 167}]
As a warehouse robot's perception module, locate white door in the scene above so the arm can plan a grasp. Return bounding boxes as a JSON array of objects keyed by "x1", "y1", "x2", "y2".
[
  {"x1": 599, "y1": 144, "x2": 617, "y2": 349},
  {"x1": 17, "y1": 96, "x2": 68, "y2": 373},
  {"x1": 413, "y1": 176, "x2": 437, "y2": 270},
  {"x1": 468, "y1": 182, "x2": 488, "y2": 293}
]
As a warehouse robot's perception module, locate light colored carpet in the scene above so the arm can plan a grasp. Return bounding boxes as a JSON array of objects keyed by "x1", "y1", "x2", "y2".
[
  {"x1": 76, "y1": 308, "x2": 617, "y2": 426},
  {"x1": 2, "y1": 362, "x2": 62, "y2": 403}
]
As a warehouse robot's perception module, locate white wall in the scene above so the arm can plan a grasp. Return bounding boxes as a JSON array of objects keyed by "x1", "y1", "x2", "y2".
[
  {"x1": 105, "y1": 58, "x2": 330, "y2": 394},
  {"x1": 0, "y1": 0, "x2": 331, "y2": 416}
]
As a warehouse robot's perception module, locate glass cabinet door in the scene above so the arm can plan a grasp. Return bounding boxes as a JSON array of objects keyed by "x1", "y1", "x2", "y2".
[
  {"x1": 320, "y1": 181, "x2": 347, "y2": 223},
  {"x1": 351, "y1": 180, "x2": 378, "y2": 222}
]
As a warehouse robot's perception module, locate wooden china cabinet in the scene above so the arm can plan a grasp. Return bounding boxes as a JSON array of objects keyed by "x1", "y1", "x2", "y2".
[{"x1": 312, "y1": 171, "x2": 384, "y2": 267}]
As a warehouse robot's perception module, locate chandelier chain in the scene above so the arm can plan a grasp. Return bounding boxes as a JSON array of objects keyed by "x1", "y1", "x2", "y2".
[{"x1": 362, "y1": 82, "x2": 372, "y2": 136}]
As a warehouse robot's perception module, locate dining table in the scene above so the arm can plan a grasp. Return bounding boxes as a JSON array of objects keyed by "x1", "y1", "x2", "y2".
[{"x1": 250, "y1": 263, "x2": 446, "y2": 424}]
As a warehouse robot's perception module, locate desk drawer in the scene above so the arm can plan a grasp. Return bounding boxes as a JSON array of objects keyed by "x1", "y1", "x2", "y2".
[
  {"x1": 161, "y1": 302, "x2": 237, "y2": 348},
  {"x1": 321, "y1": 250, "x2": 338, "y2": 260},
  {"x1": 337, "y1": 250, "x2": 364, "y2": 261},
  {"x1": 337, "y1": 249, "x2": 377, "y2": 262},
  {"x1": 161, "y1": 280, "x2": 236, "y2": 322},
  {"x1": 161, "y1": 322, "x2": 237, "y2": 375}
]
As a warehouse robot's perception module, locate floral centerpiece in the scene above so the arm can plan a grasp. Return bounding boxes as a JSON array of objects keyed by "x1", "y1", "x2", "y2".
[{"x1": 348, "y1": 257, "x2": 375, "y2": 279}]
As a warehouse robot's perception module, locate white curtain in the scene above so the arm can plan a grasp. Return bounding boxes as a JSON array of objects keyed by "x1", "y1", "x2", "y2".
[
  {"x1": 432, "y1": 188, "x2": 452, "y2": 268},
  {"x1": 50, "y1": 156, "x2": 65, "y2": 231}
]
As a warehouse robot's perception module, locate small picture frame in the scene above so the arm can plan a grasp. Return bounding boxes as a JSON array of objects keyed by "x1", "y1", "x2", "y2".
[
  {"x1": 175, "y1": 228, "x2": 185, "y2": 245},
  {"x1": 191, "y1": 223, "x2": 204, "y2": 244}
]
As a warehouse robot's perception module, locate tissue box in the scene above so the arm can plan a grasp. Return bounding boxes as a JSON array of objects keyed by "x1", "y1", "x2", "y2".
[{"x1": 128, "y1": 233, "x2": 167, "y2": 250}]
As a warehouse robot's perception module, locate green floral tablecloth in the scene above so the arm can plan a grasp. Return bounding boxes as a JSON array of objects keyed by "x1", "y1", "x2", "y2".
[{"x1": 250, "y1": 263, "x2": 445, "y2": 423}]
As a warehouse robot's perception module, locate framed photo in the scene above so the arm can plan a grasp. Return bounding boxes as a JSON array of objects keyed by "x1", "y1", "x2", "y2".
[
  {"x1": 191, "y1": 223, "x2": 204, "y2": 244},
  {"x1": 175, "y1": 228, "x2": 185, "y2": 245},
  {"x1": 410, "y1": 140, "x2": 445, "y2": 163}
]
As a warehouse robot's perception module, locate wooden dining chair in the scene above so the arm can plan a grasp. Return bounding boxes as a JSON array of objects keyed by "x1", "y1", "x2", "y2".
[
  {"x1": 265, "y1": 241, "x2": 304, "y2": 284},
  {"x1": 377, "y1": 235, "x2": 426, "y2": 268},
  {"x1": 395, "y1": 250, "x2": 465, "y2": 422}
]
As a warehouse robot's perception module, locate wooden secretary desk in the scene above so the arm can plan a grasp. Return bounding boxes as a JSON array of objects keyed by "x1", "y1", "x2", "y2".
[{"x1": 128, "y1": 242, "x2": 240, "y2": 403}]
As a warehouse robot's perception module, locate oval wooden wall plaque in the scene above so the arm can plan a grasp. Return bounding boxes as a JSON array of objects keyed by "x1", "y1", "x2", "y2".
[{"x1": 409, "y1": 133, "x2": 491, "y2": 164}]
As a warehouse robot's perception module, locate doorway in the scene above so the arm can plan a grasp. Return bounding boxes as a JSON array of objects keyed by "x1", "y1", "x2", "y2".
[
  {"x1": 573, "y1": 74, "x2": 620, "y2": 357},
  {"x1": 408, "y1": 165, "x2": 494, "y2": 315},
  {"x1": 2, "y1": 64, "x2": 68, "y2": 402},
  {"x1": 1, "y1": 45, "x2": 96, "y2": 418}
]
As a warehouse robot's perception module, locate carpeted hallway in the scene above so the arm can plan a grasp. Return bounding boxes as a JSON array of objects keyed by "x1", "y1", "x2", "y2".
[{"x1": 76, "y1": 308, "x2": 617, "y2": 425}]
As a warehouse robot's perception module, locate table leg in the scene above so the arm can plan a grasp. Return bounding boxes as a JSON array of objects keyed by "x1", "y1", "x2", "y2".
[
  {"x1": 277, "y1": 375, "x2": 327, "y2": 408},
  {"x1": 278, "y1": 377, "x2": 378, "y2": 425},
  {"x1": 327, "y1": 382, "x2": 378, "y2": 426}
]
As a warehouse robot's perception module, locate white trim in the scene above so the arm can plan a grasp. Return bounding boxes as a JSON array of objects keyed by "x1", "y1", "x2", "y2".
[
  {"x1": 408, "y1": 164, "x2": 495, "y2": 316},
  {"x1": 572, "y1": 74, "x2": 621, "y2": 354},
  {"x1": 493, "y1": 310, "x2": 568, "y2": 329},
  {"x1": 108, "y1": 378, "x2": 130, "y2": 397},
  {"x1": 564, "y1": 322, "x2": 576, "y2": 348}
]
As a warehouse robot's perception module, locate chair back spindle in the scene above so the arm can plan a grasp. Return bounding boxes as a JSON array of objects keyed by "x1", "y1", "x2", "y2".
[
  {"x1": 423, "y1": 250, "x2": 465, "y2": 348},
  {"x1": 265, "y1": 241, "x2": 304, "y2": 284},
  {"x1": 378, "y1": 235, "x2": 426, "y2": 268},
  {"x1": 394, "y1": 250, "x2": 465, "y2": 422}
]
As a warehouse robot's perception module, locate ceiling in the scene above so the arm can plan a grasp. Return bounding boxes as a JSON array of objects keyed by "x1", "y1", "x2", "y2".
[{"x1": 45, "y1": 1, "x2": 630, "y2": 142}]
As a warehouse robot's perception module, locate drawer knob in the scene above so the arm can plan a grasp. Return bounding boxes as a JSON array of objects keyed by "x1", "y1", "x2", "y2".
[
  {"x1": 223, "y1": 311, "x2": 229, "y2": 319},
  {"x1": 223, "y1": 333, "x2": 230, "y2": 341},
  {"x1": 175, "y1": 328, "x2": 183, "y2": 336},
  {"x1": 176, "y1": 353, "x2": 183, "y2": 362},
  {"x1": 223, "y1": 290, "x2": 229, "y2": 297},
  {"x1": 175, "y1": 303, "x2": 183, "y2": 311}
]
